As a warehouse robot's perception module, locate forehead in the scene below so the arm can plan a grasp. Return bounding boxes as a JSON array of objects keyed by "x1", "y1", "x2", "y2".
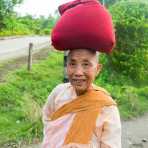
[{"x1": 68, "y1": 49, "x2": 96, "y2": 61}]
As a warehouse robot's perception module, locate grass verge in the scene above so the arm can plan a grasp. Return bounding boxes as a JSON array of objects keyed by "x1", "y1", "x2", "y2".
[
  {"x1": 0, "y1": 51, "x2": 63, "y2": 146},
  {"x1": 0, "y1": 51, "x2": 148, "y2": 146}
]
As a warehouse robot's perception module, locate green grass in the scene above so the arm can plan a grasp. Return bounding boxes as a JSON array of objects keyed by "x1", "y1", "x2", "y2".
[
  {"x1": 94, "y1": 82, "x2": 148, "y2": 119},
  {"x1": 0, "y1": 51, "x2": 63, "y2": 145},
  {"x1": 0, "y1": 51, "x2": 148, "y2": 145}
]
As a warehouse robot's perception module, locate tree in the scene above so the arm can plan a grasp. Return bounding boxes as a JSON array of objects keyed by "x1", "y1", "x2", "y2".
[
  {"x1": 0, "y1": 0, "x2": 23, "y2": 30},
  {"x1": 108, "y1": 0, "x2": 148, "y2": 84}
]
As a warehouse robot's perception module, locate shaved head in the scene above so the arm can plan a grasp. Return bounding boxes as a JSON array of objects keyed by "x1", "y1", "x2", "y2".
[{"x1": 67, "y1": 49, "x2": 99, "y2": 64}]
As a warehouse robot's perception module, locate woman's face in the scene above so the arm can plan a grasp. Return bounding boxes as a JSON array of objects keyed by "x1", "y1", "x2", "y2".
[{"x1": 67, "y1": 49, "x2": 101, "y2": 95}]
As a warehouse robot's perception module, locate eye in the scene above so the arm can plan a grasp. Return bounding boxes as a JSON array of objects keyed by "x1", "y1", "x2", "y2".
[
  {"x1": 82, "y1": 62, "x2": 90, "y2": 67},
  {"x1": 69, "y1": 62, "x2": 76, "y2": 66},
  {"x1": 71, "y1": 63, "x2": 75, "y2": 65},
  {"x1": 83, "y1": 63, "x2": 89, "y2": 66}
]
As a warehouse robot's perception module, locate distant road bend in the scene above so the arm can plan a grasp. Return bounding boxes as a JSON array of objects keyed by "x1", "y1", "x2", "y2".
[{"x1": 0, "y1": 36, "x2": 50, "y2": 61}]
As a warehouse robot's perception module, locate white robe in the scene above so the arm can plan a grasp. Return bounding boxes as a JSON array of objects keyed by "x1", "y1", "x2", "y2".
[{"x1": 42, "y1": 83, "x2": 121, "y2": 148}]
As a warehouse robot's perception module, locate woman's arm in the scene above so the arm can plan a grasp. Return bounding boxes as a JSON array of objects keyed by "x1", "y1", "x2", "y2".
[{"x1": 96, "y1": 106, "x2": 121, "y2": 148}]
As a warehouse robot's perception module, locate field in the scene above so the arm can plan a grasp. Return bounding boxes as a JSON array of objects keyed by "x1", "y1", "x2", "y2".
[{"x1": 0, "y1": 50, "x2": 148, "y2": 146}]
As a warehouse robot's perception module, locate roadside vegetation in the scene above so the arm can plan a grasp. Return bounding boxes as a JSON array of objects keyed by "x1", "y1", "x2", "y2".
[
  {"x1": 0, "y1": 0, "x2": 147, "y2": 146},
  {"x1": 0, "y1": 49, "x2": 148, "y2": 146},
  {"x1": 0, "y1": 51, "x2": 63, "y2": 146},
  {"x1": 0, "y1": 0, "x2": 57, "y2": 36},
  {"x1": 0, "y1": 14, "x2": 57, "y2": 36}
]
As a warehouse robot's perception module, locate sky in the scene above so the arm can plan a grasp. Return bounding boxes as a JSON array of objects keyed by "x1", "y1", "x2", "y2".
[{"x1": 14, "y1": 0, "x2": 72, "y2": 17}]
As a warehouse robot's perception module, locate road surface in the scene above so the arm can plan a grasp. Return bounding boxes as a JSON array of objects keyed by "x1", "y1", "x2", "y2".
[
  {"x1": 0, "y1": 36, "x2": 50, "y2": 61},
  {"x1": 122, "y1": 113, "x2": 148, "y2": 148}
]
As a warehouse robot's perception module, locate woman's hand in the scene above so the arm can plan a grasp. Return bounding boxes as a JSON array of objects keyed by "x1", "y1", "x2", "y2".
[{"x1": 62, "y1": 143, "x2": 91, "y2": 148}]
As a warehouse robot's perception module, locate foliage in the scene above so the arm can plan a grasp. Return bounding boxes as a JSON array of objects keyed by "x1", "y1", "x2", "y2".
[
  {"x1": 108, "y1": 0, "x2": 148, "y2": 85},
  {"x1": 95, "y1": 51, "x2": 148, "y2": 119},
  {"x1": 0, "y1": 14, "x2": 56, "y2": 36},
  {"x1": 0, "y1": 0, "x2": 56, "y2": 36},
  {"x1": 0, "y1": 51, "x2": 148, "y2": 145},
  {"x1": 0, "y1": 0, "x2": 23, "y2": 29},
  {"x1": 0, "y1": 51, "x2": 63, "y2": 145},
  {"x1": 0, "y1": 0, "x2": 148, "y2": 145},
  {"x1": 95, "y1": 75, "x2": 148, "y2": 118}
]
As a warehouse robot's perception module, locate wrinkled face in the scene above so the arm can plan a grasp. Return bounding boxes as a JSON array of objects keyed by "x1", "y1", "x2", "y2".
[{"x1": 67, "y1": 49, "x2": 102, "y2": 95}]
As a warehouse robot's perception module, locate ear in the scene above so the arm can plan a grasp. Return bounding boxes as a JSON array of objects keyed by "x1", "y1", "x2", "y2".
[{"x1": 96, "y1": 64, "x2": 102, "y2": 76}]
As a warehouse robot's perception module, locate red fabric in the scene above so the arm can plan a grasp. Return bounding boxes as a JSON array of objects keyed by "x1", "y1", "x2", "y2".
[{"x1": 51, "y1": 0, "x2": 115, "y2": 53}]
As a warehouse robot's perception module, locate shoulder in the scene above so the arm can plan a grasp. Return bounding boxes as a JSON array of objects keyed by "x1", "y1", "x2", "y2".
[
  {"x1": 50, "y1": 82, "x2": 71, "y2": 94},
  {"x1": 44, "y1": 83, "x2": 72, "y2": 110},
  {"x1": 92, "y1": 84, "x2": 110, "y2": 96},
  {"x1": 47, "y1": 82, "x2": 73, "y2": 101},
  {"x1": 92, "y1": 84, "x2": 116, "y2": 106}
]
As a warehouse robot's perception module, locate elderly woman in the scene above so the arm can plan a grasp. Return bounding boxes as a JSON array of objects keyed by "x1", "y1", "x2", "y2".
[
  {"x1": 42, "y1": 0, "x2": 121, "y2": 147},
  {"x1": 42, "y1": 49, "x2": 121, "y2": 148}
]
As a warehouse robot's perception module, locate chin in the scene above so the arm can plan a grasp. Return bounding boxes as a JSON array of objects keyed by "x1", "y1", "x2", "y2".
[{"x1": 75, "y1": 86, "x2": 87, "y2": 94}]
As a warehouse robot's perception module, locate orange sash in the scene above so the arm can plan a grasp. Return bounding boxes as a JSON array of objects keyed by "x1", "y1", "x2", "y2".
[{"x1": 50, "y1": 88, "x2": 116, "y2": 145}]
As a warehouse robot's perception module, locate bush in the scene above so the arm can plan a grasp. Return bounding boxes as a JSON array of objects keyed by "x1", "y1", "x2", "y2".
[{"x1": 108, "y1": 0, "x2": 148, "y2": 85}]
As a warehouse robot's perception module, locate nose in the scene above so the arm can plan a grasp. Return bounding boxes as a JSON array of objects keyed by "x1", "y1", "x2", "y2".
[{"x1": 74, "y1": 64, "x2": 84, "y2": 76}]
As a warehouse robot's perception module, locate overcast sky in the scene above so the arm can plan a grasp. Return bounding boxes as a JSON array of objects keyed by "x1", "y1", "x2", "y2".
[{"x1": 15, "y1": 0, "x2": 72, "y2": 17}]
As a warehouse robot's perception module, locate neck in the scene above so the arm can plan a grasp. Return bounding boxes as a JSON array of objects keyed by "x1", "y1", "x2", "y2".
[
  {"x1": 75, "y1": 85, "x2": 94, "y2": 96},
  {"x1": 76, "y1": 90, "x2": 86, "y2": 96}
]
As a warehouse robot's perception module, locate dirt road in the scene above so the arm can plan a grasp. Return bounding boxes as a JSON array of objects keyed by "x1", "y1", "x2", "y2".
[
  {"x1": 122, "y1": 113, "x2": 148, "y2": 148},
  {"x1": 0, "y1": 36, "x2": 50, "y2": 61}
]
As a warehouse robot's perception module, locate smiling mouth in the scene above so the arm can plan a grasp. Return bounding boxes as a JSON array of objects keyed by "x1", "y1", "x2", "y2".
[{"x1": 72, "y1": 79, "x2": 86, "y2": 84}]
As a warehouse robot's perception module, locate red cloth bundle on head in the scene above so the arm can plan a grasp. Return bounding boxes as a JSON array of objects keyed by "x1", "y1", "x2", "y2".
[{"x1": 51, "y1": 0, "x2": 116, "y2": 53}]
